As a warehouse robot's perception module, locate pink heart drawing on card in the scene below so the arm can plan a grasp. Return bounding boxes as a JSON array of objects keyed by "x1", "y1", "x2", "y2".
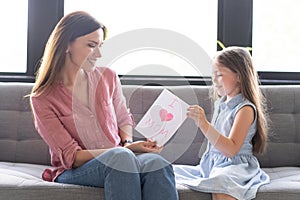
[{"x1": 159, "y1": 109, "x2": 173, "y2": 122}]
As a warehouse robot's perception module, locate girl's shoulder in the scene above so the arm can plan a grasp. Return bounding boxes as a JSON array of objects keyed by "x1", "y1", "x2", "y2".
[
  {"x1": 237, "y1": 98, "x2": 256, "y2": 111},
  {"x1": 234, "y1": 97, "x2": 257, "y2": 122}
]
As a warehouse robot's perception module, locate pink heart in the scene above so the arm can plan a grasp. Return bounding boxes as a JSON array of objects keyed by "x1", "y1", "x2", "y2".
[{"x1": 159, "y1": 109, "x2": 173, "y2": 122}]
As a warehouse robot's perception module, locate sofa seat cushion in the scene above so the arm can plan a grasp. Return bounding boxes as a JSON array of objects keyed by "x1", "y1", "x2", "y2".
[
  {"x1": 0, "y1": 162, "x2": 50, "y2": 180},
  {"x1": 177, "y1": 167, "x2": 300, "y2": 200},
  {"x1": 256, "y1": 167, "x2": 300, "y2": 199},
  {"x1": 0, "y1": 162, "x2": 105, "y2": 200},
  {"x1": 2, "y1": 162, "x2": 299, "y2": 200}
]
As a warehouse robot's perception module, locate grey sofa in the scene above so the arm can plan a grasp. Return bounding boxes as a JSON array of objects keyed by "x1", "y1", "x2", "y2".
[{"x1": 0, "y1": 82, "x2": 299, "y2": 200}]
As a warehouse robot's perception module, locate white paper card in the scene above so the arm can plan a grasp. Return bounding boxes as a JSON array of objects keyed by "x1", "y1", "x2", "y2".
[{"x1": 135, "y1": 89, "x2": 189, "y2": 146}]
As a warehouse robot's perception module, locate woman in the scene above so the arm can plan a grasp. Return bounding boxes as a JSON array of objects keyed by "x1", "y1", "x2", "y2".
[{"x1": 30, "y1": 11, "x2": 178, "y2": 200}]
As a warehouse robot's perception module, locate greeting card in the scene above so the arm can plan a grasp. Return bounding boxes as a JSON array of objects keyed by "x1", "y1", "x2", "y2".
[{"x1": 135, "y1": 89, "x2": 189, "y2": 146}]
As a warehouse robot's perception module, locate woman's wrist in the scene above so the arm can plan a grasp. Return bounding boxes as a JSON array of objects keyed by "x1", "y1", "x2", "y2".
[{"x1": 120, "y1": 139, "x2": 133, "y2": 146}]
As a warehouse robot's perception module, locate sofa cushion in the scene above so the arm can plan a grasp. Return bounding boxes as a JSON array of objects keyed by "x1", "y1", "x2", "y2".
[
  {"x1": 255, "y1": 167, "x2": 300, "y2": 200},
  {"x1": 256, "y1": 86, "x2": 300, "y2": 167},
  {"x1": 0, "y1": 82, "x2": 50, "y2": 165},
  {"x1": 0, "y1": 162, "x2": 105, "y2": 200},
  {"x1": 1, "y1": 83, "x2": 300, "y2": 168},
  {"x1": 1, "y1": 162, "x2": 300, "y2": 200}
]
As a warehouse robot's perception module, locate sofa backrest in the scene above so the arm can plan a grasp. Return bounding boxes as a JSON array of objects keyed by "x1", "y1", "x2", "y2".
[
  {"x1": 257, "y1": 86, "x2": 300, "y2": 167},
  {"x1": 0, "y1": 82, "x2": 299, "y2": 168},
  {"x1": 0, "y1": 82, "x2": 50, "y2": 165}
]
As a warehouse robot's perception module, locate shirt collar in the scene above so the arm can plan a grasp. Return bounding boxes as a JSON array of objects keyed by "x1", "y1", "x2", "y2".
[{"x1": 219, "y1": 93, "x2": 244, "y2": 109}]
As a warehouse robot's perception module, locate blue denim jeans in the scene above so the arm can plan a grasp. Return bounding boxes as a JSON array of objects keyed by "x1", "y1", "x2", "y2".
[{"x1": 55, "y1": 147, "x2": 178, "y2": 200}]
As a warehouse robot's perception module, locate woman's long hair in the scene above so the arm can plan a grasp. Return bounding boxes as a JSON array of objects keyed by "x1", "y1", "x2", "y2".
[
  {"x1": 31, "y1": 11, "x2": 107, "y2": 96},
  {"x1": 213, "y1": 47, "x2": 270, "y2": 154}
]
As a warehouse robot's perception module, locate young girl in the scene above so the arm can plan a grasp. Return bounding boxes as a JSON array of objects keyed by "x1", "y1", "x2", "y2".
[
  {"x1": 174, "y1": 47, "x2": 270, "y2": 200},
  {"x1": 30, "y1": 11, "x2": 178, "y2": 200}
]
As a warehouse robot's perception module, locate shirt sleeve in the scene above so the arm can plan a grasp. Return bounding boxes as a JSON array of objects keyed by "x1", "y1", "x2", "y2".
[
  {"x1": 112, "y1": 73, "x2": 135, "y2": 127},
  {"x1": 30, "y1": 95, "x2": 82, "y2": 169}
]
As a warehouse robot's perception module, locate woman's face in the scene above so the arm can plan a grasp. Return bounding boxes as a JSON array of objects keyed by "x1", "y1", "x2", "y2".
[
  {"x1": 212, "y1": 60, "x2": 240, "y2": 99},
  {"x1": 67, "y1": 28, "x2": 104, "y2": 72}
]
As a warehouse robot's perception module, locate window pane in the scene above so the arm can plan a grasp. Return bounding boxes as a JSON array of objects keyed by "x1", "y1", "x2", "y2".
[
  {"x1": 65, "y1": 0, "x2": 217, "y2": 76},
  {"x1": 253, "y1": 0, "x2": 300, "y2": 72},
  {"x1": 0, "y1": 0, "x2": 28, "y2": 73}
]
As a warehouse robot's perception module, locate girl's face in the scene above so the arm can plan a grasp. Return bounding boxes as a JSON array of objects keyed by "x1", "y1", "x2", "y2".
[
  {"x1": 212, "y1": 61, "x2": 241, "y2": 99},
  {"x1": 67, "y1": 28, "x2": 104, "y2": 72}
]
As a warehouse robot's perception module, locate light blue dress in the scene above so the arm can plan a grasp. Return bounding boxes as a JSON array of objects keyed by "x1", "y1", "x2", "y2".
[{"x1": 174, "y1": 93, "x2": 270, "y2": 200}]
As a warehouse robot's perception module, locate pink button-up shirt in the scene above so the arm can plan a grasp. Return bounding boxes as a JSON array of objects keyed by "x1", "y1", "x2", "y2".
[{"x1": 30, "y1": 67, "x2": 134, "y2": 181}]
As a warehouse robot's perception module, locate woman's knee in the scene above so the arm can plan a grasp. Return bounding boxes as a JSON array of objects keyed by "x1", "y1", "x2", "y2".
[
  {"x1": 96, "y1": 147, "x2": 140, "y2": 173},
  {"x1": 138, "y1": 153, "x2": 173, "y2": 173}
]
